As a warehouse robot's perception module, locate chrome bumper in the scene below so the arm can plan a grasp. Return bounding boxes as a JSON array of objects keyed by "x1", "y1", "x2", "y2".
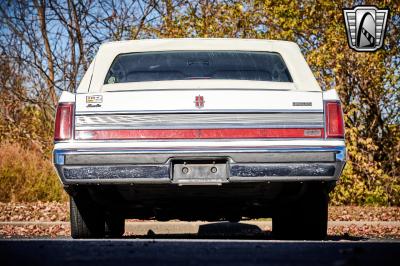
[{"x1": 53, "y1": 146, "x2": 346, "y2": 185}]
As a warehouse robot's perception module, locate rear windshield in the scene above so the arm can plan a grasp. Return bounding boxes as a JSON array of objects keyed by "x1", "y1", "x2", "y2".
[{"x1": 104, "y1": 51, "x2": 292, "y2": 84}]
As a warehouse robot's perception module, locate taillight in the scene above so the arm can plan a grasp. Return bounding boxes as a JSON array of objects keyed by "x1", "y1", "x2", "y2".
[
  {"x1": 324, "y1": 101, "x2": 344, "y2": 138},
  {"x1": 54, "y1": 102, "x2": 74, "y2": 141},
  {"x1": 75, "y1": 128, "x2": 324, "y2": 140}
]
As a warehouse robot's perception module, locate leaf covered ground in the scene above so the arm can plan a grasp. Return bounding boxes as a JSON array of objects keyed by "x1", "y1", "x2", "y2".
[{"x1": 0, "y1": 202, "x2": 399, "y2": 239}]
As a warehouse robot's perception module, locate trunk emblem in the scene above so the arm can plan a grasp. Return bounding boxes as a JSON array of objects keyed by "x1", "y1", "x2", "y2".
[{"x1": 194, "y1": 95, "x2": 205, "y2": 109}]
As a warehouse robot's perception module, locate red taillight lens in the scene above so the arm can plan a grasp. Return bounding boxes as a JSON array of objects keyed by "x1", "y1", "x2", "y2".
[
  {"x1": 75, "y1": 128, "x2": 324, "y2": 140},
  {"x1": 54, "y1": 103, "x2": 74, "y2": 141},
  {"x1": 324, "y1": 101, "x2": 344, "y2": 138}
]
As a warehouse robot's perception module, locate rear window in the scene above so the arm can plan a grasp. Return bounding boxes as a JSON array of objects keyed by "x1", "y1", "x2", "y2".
[{"x1": 104, "y1": 51, "x2": 292, "y2": 84}]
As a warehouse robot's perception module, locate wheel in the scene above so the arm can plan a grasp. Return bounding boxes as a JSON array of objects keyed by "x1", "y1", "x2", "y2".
[
  {"x1": 70, "y1": 196, "x2": 105, "y2": 239},
  {"x1": 272, "y1": 186, "x2": 328, "y2": 240},
  {"x1": 105, "y1": 214, "x2": 125, "y2": 238}
]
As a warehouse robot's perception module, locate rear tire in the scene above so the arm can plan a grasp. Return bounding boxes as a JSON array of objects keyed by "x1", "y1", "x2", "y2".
[
  {"x1": 105, "y1": 215, "x2": 125, "y2": 238},
  {"x1": 70, "y1": 196, "x2": 105, "y2": 239},
  {"x1": 272, "y1": 186, "x2": 328, "y2": 240}
]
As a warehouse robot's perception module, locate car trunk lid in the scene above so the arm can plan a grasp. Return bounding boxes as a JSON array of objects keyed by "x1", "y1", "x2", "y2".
[{"x1": 74, "y1": 88, "x2": 324, "y2": 140}]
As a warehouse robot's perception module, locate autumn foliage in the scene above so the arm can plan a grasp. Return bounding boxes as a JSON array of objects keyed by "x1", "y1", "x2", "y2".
[{"x1": 0, "y1": 0, "x2": 399, "y2": 204}]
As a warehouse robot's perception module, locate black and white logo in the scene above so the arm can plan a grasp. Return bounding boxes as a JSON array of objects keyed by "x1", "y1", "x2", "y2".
[{"x1": 343, "y1": 6, "x2": 389, "y2": 52}]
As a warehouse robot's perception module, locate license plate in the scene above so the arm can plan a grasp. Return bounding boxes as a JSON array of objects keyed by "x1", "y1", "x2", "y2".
[{"x1": 172, "y1": 162, "x2": 228, "y2": 185}]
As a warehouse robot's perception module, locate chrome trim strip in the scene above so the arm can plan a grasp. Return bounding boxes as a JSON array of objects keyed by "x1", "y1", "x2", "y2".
[
  {"x1": 61, "y1": 176, "x2": 338, "y2": 185},
  {"x1": 75, "y1": 112, "x2": 324, "y2": 130},
  {"x1": 69, "y1": 137, "x2": 328, "y2": 143},
  {"x1": 54, "y1": 146, "x2": 346, "y2": 165},
  {"x1": 75, "y1": 109, "x2": 324, "y2": 115},
  {"x1": 75, "y1": 124, "x2": 324, "y2": 130},
  {"x1": 63, "y1": 152, "x2": 337, "y2": 165},
  {"x1": 96, "y1": 88, "x2": 307, "y2": 93}
]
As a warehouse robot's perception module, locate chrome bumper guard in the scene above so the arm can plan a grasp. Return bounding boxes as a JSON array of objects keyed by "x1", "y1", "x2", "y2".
[{"x1": 53, "y1": 147, "x2": 346, "y2": 185}]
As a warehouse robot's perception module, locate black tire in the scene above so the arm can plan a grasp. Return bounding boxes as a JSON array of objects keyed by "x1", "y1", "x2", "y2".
[
  {"x1": 70, "y1": 196, "x2": 105, "y2": 239},
  {"x1": 272, "y1": 186, "x2": 328, "y2": 240},
  {"x1": 105, "y1": 215, "x2": 125, "y2": 238}
]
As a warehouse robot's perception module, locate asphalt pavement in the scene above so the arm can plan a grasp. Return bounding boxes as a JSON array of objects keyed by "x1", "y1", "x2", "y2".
[
  {"x1": 1, "y1": 238, "x2": 399, "y2": 266},
  {"x1": 1, "y1": 221, "x2": 399, "y2": 265}
]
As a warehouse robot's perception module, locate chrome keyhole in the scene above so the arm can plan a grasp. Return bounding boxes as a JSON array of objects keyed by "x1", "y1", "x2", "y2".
[{"x1": 182, "y1": 167, "x2": 189, "y2": 174}]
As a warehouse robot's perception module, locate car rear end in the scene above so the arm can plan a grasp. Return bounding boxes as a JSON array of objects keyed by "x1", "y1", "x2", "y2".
[{"x1": 53, "y1": 39, "x2": 346, "y2": 239}]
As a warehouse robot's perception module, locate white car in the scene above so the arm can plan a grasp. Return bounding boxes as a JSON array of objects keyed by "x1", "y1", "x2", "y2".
[{"x1": 53, "y1": 38, "x2": 346, "y2": 239}]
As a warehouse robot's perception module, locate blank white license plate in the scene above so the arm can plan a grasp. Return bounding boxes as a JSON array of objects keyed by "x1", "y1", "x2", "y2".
[{"x1": 172, "y1": 163, "x2": 228, "y2": 185}]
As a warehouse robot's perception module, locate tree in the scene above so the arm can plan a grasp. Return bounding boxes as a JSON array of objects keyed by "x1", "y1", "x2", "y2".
[{"x1": 0, "y1": 0, "x2": 399, "y2": 204}]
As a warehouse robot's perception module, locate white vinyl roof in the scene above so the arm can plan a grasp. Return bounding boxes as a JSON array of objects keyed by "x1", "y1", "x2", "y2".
[{"x1": 77, "y1": 38, "x2": 321, "y2": 93}]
